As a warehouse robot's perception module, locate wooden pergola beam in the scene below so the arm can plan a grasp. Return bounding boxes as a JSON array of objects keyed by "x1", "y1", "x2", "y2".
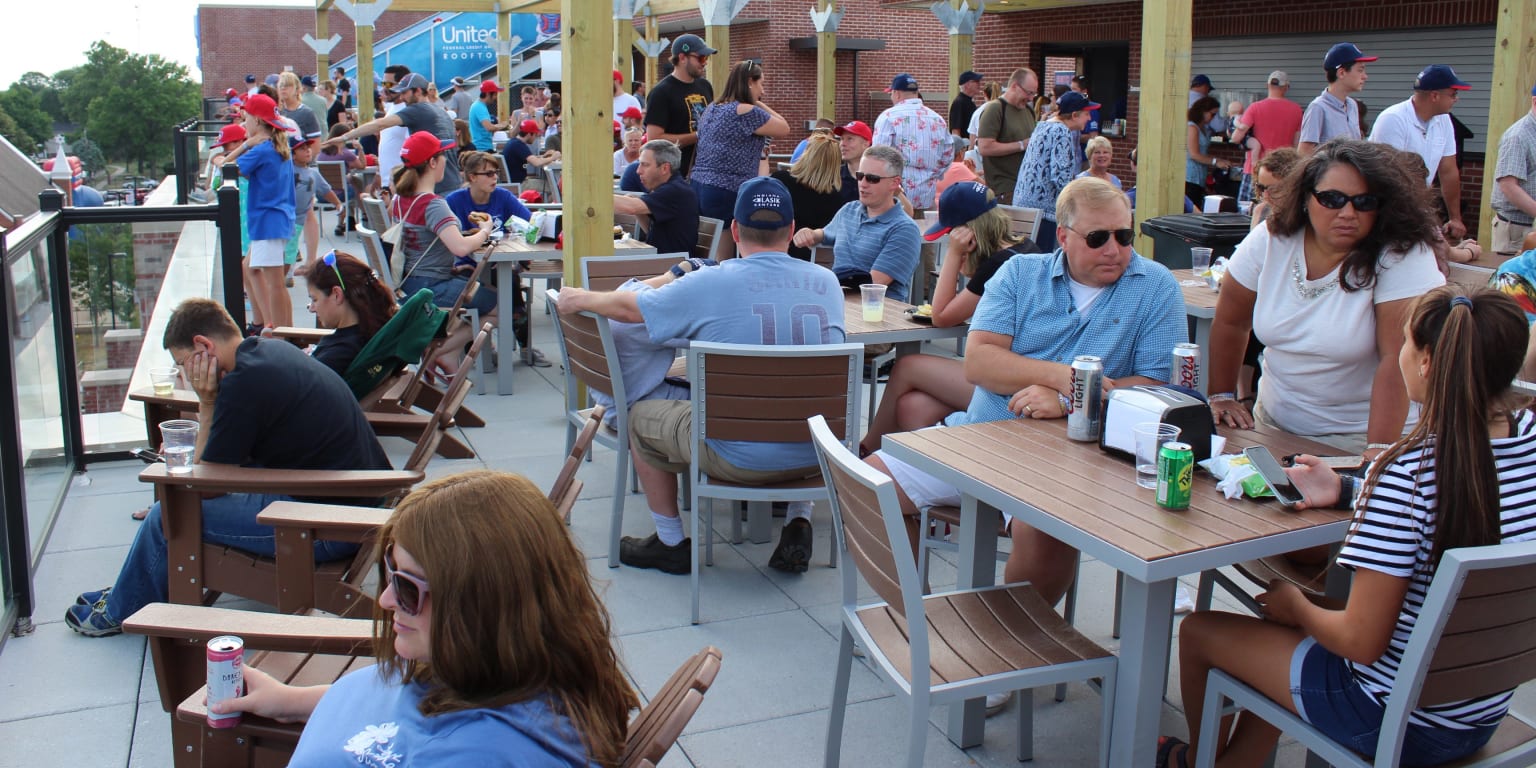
[
  {"x1": 1133, "y1": 0, "x2": 1192, "y2": 249},
  {"x1": 1479, "y1": 0, "x2": 1536, "y2": 244}
]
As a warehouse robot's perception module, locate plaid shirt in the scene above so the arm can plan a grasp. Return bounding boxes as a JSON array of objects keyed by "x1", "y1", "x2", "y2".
[{"x1": 873, "y1": 98, "x2": 955, "y2": 209}]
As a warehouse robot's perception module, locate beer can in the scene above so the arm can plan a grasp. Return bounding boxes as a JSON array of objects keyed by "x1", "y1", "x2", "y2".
[
  {"x1": 1172, "y1": 343, "x2": 1200, "y2": 391},
  {"x1": 1156, "y1": 441, "x2": 1194, "y2": 510},
  {"x1": 1066, "y1": 355, "x2": 1104, "y2": 441},
  {"x1": 206, "y1": 635, "x2": 245, "y2": 729}
]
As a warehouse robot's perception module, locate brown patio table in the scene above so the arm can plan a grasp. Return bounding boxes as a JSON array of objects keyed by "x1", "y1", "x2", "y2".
[{"x1": 881, "y1": 416, "x2": 1351, "y2": 764}]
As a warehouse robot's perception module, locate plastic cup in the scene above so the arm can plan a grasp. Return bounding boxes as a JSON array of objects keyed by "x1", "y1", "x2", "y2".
[
  {"x1": 149, "y1": 367, "x2": 179, "y2": 397},
  {"x1": 1190, "y1": 247, "x2": 1213, "y2": 276},
  {"x1": 1133, "y1": 422, "x2": 1181, "y2": 489},
  {"x1": 860, "y1": 284, "x2": 887, "y2": 323},
  {"x1": 159, "y1": 419, "x2": 199, "y2": 475},
  {"x1": 1237, "y1": 200, "x2": 1253, "y2": 216}
]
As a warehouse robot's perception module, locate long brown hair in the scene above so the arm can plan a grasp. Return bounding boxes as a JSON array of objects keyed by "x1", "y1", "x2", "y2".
[
  {"x1": 717, "y1": 60, "x2": 764, "y2": 105},
  {"x1": 307, "y1": 250, "x2": 397, "y2": 337},
  {"x1": 373, "y1": 471, "x2": 637, "y2": 765},
  {"x1": 1355, "y1": 286, "x2": 1529, "y2": 571}
]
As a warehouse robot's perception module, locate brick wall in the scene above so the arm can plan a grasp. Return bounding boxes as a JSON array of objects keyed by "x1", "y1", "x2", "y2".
[
  {"x1": 198, "y1": 6, "x2": 429, "y2": 98},
  {"x1": 131, "y1": 226, "x2": 180, "y2": 324},
  {"x1": 104, "y1": 329, "x2": 144, "y2": 369},
  {"x1": 79, "y1": 369, "x2": 131, "y2": 415}
]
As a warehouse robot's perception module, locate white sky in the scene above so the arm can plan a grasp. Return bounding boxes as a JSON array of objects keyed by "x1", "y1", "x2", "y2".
[{"x1": 5, "y1": 0, "x2": 315, "y2": 88}]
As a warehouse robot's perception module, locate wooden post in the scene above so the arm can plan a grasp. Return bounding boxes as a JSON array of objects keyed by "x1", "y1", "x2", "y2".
[
  {"x1": 615, "y1": 11, "x2": 636, "y2": 90},
  {"x1": 644, "y1": 14, "x2": 660, "y2": 95},
  {"x1": 813, "y1": 1, "x2": 839, "y2": 123},
  {"x1": 356, "y1": 21, "x2": 376, "y2": 122},
  {"x1": 497, "y1": 11, "x2": 513, "y2": 123},
  {"x1": 1479, "y1": 0, "x2": 1536, "y2": 244},
  {"x1": 562, "y1": 0, "x2": 617, "y2": 285},
  {"x1": 705, "y1": 24, "x2": 730, "y2": 87},
  {"x1": 947, "y1": 0, "x2": 974, "y2": 104},
  {"x1": 316, "y1": 9, "x2": 331, "y2": 77},
  {"x1": 1133, "y1": 0, "x2": 1192, "y2": 255}
]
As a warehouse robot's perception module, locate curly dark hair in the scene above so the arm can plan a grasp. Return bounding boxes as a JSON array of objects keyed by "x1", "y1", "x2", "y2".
[
  {"x1": 1264, "y1": 139, "x2": 1438, "y2": 292},
  {"x1": 1187, "y1": 96, "x2": 1220, "y2": 125}
]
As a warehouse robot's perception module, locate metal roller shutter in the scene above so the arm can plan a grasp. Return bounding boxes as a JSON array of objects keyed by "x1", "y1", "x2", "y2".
[{"x1": 1192, "y1": 26, "x2": 1495, "y2": 153}]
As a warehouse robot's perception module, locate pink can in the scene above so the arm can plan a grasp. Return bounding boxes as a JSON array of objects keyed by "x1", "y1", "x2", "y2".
[{"x1": 206, "y1": 635, "x2": 245, "y2": 728}]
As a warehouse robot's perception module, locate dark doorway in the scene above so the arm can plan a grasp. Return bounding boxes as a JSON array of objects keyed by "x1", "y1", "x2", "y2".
[{"x1": 1041, "y1": 42, "x2": 1130, "y2": 122}]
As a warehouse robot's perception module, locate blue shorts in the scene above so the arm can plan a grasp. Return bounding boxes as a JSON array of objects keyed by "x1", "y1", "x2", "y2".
[
  {"x1": 400, "y1": 274, "x2": 498, "y2": 316},
  {"x1": 1290, "y1": 637, "x2": 1497, "y2": 766}
]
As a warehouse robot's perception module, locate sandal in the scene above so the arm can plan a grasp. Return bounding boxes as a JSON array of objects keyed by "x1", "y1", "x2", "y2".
[
  {"x1": 131, "y1": 507, "x2": 149, "y2": 521},
  {"x1": 1156, "y1": 736, "x2": 1190, "y2": 768}
]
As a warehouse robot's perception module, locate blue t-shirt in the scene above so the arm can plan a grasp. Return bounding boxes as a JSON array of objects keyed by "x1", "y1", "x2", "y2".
[
  {"x1": 502, "y1": 139, "x2": 534, "y2": 184},
  {"x1": 468, "y1": 100, "x2": 496, "y2": 151},
  {"x1": 790, "y1": 137, "x2": 810, "y2": 162},
  {"x1": 952, "y1": 250, "x2": 1188, "y2": 426},
  {"x1": 635, "y1": 253, "x2": 846, "y2": 470},
  {"x1": 445, "y1": 187, "x2": 532, "y2": 232},
  {"x1": 237, "y1": 141, "x2": 296, "y2": 241},
  {"x1": 589, "y1": 280, "x2": 690, "y2": 429},
  {"x1": 821, "y1": 201, "x2": 922, "y2": 302},
  {"x1": 290, "y1": 667, "x2": 592, "y2": 767}
]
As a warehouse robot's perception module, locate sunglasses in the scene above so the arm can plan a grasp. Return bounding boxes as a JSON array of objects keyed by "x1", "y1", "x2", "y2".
[
  {"x1": 384, "y1": 545, "x2": 431, "y2": 617},
  {"x1": 854, "y1": 171, "x2": 892, "y2": 184},
  {"x1": 1067, "y1": 227, "x2": 1135, "y2": 248},
  {"x1": 322, "y1": 250, "x2": 345, "y2": 291},
  {"x1": 1311, "y1": 189, "x2": 1381, "y2": 212}
]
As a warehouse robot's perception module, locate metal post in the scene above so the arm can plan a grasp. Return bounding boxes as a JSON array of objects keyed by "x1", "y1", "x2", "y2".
[
  {"x1": 173, "y1": 121, "x2": 190, "y2": 205},
  {"x1": 40, "y1": 189, "x2": 85, "y2": 464},
  {"x1": 0, "y1": 233, "x2": 38, "y2": 632},
  {"x1": 109, "y1": 252, "x2": 127, "y2": 330},
  {"x1": 216, "y1": 169, "x2": 246, "y2": 328}
]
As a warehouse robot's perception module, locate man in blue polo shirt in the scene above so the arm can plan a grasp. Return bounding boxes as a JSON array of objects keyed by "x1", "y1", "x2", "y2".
[
  {"x1": 791, "y1": 144, "x2": 922, "y2": 301},
  {"x1": 868, "y1": 176, "x2": 1186, "y2": 608},
  {"x1": 1299, "y1": 42, "x2": 1376, "y2": 155}
]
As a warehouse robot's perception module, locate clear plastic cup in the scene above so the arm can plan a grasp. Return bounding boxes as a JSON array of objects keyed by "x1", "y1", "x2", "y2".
[
  {"x1": 149, "y1": 367, "x2": 179, "y2": 397},
  {"x1": 1190, "y1": 247, "x2": 1213, "y2": 276},
  {"x1": 1133, "y1": 422, "x2": 1182, "y2": 489},
  {"x1": 860, "y1": 284, "x2": 887, "y2": 323},
  {"x1": 159, "y1": 419, "x2": 199, "y2": 475}
]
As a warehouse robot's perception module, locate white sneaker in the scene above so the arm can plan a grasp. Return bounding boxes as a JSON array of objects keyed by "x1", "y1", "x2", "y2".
[
  {"x1": 1174, "y1": 586, "x2": 1196, "y2": 614},
  {"x1": 985, "y1": 692, "x2": 1010, "y2": 715}
]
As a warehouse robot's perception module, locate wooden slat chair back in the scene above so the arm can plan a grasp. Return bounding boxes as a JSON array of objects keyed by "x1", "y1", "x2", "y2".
[
  {"x1": 1196, "y1": 539, "x2": 1536, "y2": 768},
  {"x1": 358, "y1": 194, "x2": 392, "y2": 232},
  {"x1": 685, "y1": 341, "x2": 863, "y2": 623},
  {"x1": 998, "y1": 204, "x2": 1044, "y2": 243},
  {"x1": 812, "y1": 244, "x2": 836, "y2": 269},
  {"x1": 695, "y1": 216, "x2": 726, "y2": 261},
  {"x1": 580, "y1": 252, "x2": 690, "y2": 292},
  {"x1": 809, "y1": 415, "x2": 1119, "y2": 768},
  {"x1": 620, "y1": 646, "x2": 724, "y2": 768},
  {"x1": 615, "y1": 211, "x2": 643, "y2": 239},
  {"x1": 549, "y1": 405, "x2": 606, "y2": 523},
  {"x1": 1448, "y1": 263, "x2": 1493, "y2": 290},
  {"x1": 315, "y1": 160, "x2": 351, "y2": 234},
  {"x1": 392, "y1": 247, "x2": 492, "y2": 412}
]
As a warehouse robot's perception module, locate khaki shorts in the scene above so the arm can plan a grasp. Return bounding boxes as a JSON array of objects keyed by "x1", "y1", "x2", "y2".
[
  {"x1": 1493, "y1": 216, "x2": 1532, "y2": 256},
  {"x1": 628, "y1": 400, "x2": 820, "y2": 484},
  {"x1": 1252, "y1": 399, "x2": 1368, "y2": 455}
]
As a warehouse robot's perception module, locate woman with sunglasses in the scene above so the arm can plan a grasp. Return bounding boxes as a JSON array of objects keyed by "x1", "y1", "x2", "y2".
[
  {"x1": 1208, "y1": 139, "x2": 1444, "y2": 462},
  {"x1": 691, "y1": 61, "x2": 791, "y2": 233},
  {"x1": 210, "y1": 470, "x2": 639, "y2": 765},
  {"x1": 305, "y1": 250, "x2": 398, "y2": 376}
]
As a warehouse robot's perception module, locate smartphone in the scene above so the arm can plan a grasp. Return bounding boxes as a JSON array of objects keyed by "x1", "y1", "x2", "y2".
[
  {"x1": 1244, "y1": 446, "x2": 1305, "y2": 507},
  {"x1": 132, "y1": 448, "x2": 165, "y2": 464},
  {"x1": 1284, "y1": 454, "x2": 1364, "y2": 472}
]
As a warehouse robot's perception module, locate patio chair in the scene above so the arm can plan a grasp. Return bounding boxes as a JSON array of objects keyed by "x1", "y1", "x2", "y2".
[
  {"x1": 999, "y1": 204, "x2": 1044, "y2": 243},
  {"x1": 686, "y1": 341, "x2": 863, "y2": 624},
  {"x1": 694, "y1": 216, "x2": 726, "y2": 262},
  {"x1": 808, "y1": 414, "x2": 1117, "y2": 768},
  {"x1": 1195, "y1": 538, "x2": 1536, "y2": 768},
  {"x1": 545, "y1": 165, "x2": 563, "y2": 204},
  {"x1": 619, "y1": 646, "x2": 724, "y2": 768},
  {"x1": 314, "y1": 160, "x2": 352, "y2": 238},
  {"x1": 580, "y1": 252, "x2": 691, "y2": 292},
  {"x1": 358, "y1": 194, "x2": 392, "y2": 232},
  {"x1": 550, "y1": 405, "x2": 606, "y2": 523},
  {"x1": 353, "y1": 224, "x2": 397, "y2": 296}
]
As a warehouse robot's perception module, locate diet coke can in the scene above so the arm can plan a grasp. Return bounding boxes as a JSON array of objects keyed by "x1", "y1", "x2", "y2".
[
  {"x1": 206, "y1": 635, "x2": 245, "y2": 728},
  {"x1": 1067, "y1": 355, "x2": 1104, "y2": 441},
  {"x1": 1172, "y1": 343, "x2": 1200, "y2": 391}
]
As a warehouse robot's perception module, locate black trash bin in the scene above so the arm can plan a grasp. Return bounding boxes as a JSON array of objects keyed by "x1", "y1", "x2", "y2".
[{"x1": 1139, "y1": 213, "x2": 1252, "y2": 270}]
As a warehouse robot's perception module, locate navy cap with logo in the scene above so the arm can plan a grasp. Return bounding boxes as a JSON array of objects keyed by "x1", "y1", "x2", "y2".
[
  {"x1": 958, "y1": 70, "x2": 984, "y2": 85},
  {"x1": 390, "y1": 73, "x2": 431, "y2": 94},
  {"x1": 734, "y1": 177, "x2": 795, "y2": 230},
  {"x1": 1056, "y1": 91, "x2": 1101, "y2": 115},
  {"x1": 1190, "y1": 74, "x2": 1212, "y2": 88},
  {"x1": 672, "y1": 34, "x2": 717, "y2": 57},
  {"x1": 1415, "y1": 64, "x2": 1471, "y2": 91},
  {"x1": 886, "y1": 74, "x2": 920, "y2": 93},
  {"x1": 244, "y1": 74, "x2": 256, "y2": 84},
  {"x1": 1324, "y1": 43, "x2": 1377, "y2": 72},
  {"x1": 925, "y1": 182, "x2": 996, "y2": 241}
]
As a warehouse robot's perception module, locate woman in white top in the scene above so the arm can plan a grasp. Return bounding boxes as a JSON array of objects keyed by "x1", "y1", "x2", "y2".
[{"x1": 1207, "y1": 139, "x2": 1445, "y2": 459}]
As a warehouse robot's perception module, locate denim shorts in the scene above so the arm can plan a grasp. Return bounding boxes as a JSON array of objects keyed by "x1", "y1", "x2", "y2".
[
  {"x1": 1290, "y1": 637, "x2": 1498, "y2": 766},
  {"x1": 401, "y1": 274, "x2": 497, "y2": 315}
]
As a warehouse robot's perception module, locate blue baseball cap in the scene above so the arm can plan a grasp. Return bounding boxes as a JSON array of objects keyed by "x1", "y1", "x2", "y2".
[
  {"x1": 925, "y1": 181, "x2": 996, "y2": 241},
  {"x1": 1056, "y1": 91, "x2": 1101, "y2": 115},
  {"x1": 1415, "y1": 64, "x2": 1470, "y2": 91},
  {"x1": 886, "y1": 74, "x2": 920, "y2": 93},
  {"x1": 1324, "y1": 43, "x2": 1376, "y2": 71},
  {"x1": 672, "y1": 34, "x2": 716, "y2": 57},
  {"x1": 734, "y1": 177, "x2": 794, "y2": 230},
  {"x1": 1189, "y1": 74, "x2": 1212, "y2": 88},
  {"x1": 958, "y1": 70, "x2": 984, "y2": 86}
]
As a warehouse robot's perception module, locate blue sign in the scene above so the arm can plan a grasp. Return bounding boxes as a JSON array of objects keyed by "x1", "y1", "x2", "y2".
[{"x1": 333, "y1": 13, "x2": 560, "y2": 91}]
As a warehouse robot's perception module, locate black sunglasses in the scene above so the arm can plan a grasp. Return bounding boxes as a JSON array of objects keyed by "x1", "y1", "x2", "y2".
[
  {"x1": 1311, "y1": 189, "x2": 1381, "y2": 212},
  {"x1": 854, "y1": 171, "x2": 891, "y2": 184},
  {"x1": 383, "y1": 545, "x2": 431, "y2": 616},
  {"x1": 1067, "y1": 227, "x2": 1135, "y2": 248}
]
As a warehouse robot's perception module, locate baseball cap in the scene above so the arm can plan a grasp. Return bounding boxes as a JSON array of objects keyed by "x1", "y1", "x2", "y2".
[
  {"x1": 479, "y1": 79, "x2": 503, "y2": 94},
  {"x1": 1415, "y1": 64, "x2": 1471, "y2": 91},
  {"x1": 300, "y1": 75, "x2": 316, "y2": 87},
  {"x1": 734, "y1": 177, "x2": 794, "y2": 230},
  {"x1": 519, "y1": 189, "x2": 543, "y2": 203},
  {"x1": 613, "y1": 69, "x2": 624, "y2": 83},
  {"x1": 886, "y1": 74, "x2": 920, "y2": 93},
  {"x1": 620, "y1": 105, "x2": 644, "y2": 120},
  {"x1": 925, "y1": 182, "x2": 996, "y2": 241},
  {"x1": 244, "y1": 74, "x2": 256, "y2": 84},
  {"x1": 1190, "y1": 74, "x2": 1212, "y2": 88},
  {"x1": 1268, "y1": 70, "x2": 1290, "y2": 87},
  {"x1": 451, "y1": 76, "x2": 466, "y2": 87},
  {"x1": 216, "y1": 123, "x2": 247, "y2": 148},
  {"x1": 242, "y1": 94, "x2": 286, "y2": 130},
  {"x1": 517, "y1": 119, "x2": 541, "y2": 135},
  {"x1": 264, "y1": 74, "x2": 280, "y2": 87},
  {"x1": 1056, "y1": 91, "x2": 1101, "y2": 114},
  {"x1": 399, "y1": 131, "x2": 454, "y2": 165},
  {"x1": 224, "y1": 87, "x2": 238, "y2": 98},
  {"x1": 833, "y1": 120, "x2": 873, "y2": 143},
  {"x1": 958, "y1": 70, "x2": 984, "y2": 85},
  {"x1": 390, "y1": 73, "x2": 430, "y2": 93},
  {"x1": 672, "y1": 34, "x2": 717, "y2": 57},
  {"x1": 1324, "y1": 43, "x2": 1377, "y2": 71}
]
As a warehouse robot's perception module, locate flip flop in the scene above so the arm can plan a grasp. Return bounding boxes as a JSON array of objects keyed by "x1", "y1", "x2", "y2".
[
  {"x1": 1156, "y1": 736, "x2": 1190, "y2": 768},
  {"x1": 131, "y1": 507, "x2": 149, "y2": 521}
]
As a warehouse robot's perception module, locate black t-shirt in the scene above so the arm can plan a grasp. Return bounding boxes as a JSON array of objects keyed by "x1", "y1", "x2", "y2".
[
  {"x1": 641, "y1": 174, "x2": 700, "y2": 256},
  {"x1": 203, "y1": 338, "x2": 391, "y2": 503},
  {"x1": 397, "y1": 103, "x2": 461, "y2": 192},
  {"x1": 965, "y1": 241, "x2": 1040, "y2": 295},
  {"x1": 840, "y1": 164, "x2": 858, "y2": 204},
  {"x1": 645, "y1": 74, "x2": 713, "y2": 174},
  {"x1": 502, "y1": 139, "x2": 534, "y2": 183},
  {"x1": 326, "y1": 99, "x2": 347, "y2": 130},
  {"x1": 772, "y1": 169, "x2": 845, "y2": 261},
  {"x1": 310, "y1": 325, "x2": 366, "y2": 377},
  {"x1": 949, "y1": 94, "x2": 978, "y2": 137}
]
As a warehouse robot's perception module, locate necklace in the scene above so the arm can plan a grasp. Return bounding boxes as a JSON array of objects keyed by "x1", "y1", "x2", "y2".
[{"x1": 1291, "y1": 254, "x2": 1340, "y2": 300}]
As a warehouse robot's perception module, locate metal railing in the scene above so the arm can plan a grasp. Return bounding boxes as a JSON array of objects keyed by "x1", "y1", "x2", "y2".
[{"x1": 172, "y1": 119, "x2": 234, "y2": 205}]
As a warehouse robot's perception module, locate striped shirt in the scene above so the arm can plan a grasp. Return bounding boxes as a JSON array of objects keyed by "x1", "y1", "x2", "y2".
[{"x1": 1336, "y1": 410, "x2": 1536, "y2": 729}]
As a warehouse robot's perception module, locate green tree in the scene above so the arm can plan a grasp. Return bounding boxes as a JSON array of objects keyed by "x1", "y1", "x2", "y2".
[
  {"x1": 68, "y1": 41, "x2": 199, "y2": 174},
  {"x1": 67, "y1": 222, "x2": 138, "y2": 331},
  {"x1": 71, "y1": 137, "x2": 107, "y2": 183},
  {"x1": 0, "y1": 103, "x2": 27, "y2": 153},
  {"x1": 0, "y1": 85, "x2": 51, "y2": 150}
]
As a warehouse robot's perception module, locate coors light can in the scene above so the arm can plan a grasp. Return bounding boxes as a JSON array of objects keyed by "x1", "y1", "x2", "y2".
[
  {"x1": 1067, "y1": 355, "x2": 1104, "y2": 441},
  {"x1": 1172, "y1": 343, "x2": 1200, "y2": 391},
  {"x1": 206, "y1": 635, "x2": 245, "y2": 728}
]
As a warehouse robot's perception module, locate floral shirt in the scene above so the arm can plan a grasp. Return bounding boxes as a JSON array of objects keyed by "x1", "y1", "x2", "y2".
[
  {"x1": 872, "y1": 98, "x2": 955, "y2": 209},
  {"x1": 1012, "y1": 120, "x2": 1079, "y2": 221}
]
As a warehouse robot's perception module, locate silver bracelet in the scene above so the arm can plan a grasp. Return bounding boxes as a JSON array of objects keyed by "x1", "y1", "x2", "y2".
[{"x1": 1208, "y1": 392, "x2": 1237, "y2": 403}]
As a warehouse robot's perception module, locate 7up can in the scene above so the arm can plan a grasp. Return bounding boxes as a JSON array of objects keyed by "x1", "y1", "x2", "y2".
[{"x1": 1156, "y1": 441, "x2": 1193, "y2": 510}]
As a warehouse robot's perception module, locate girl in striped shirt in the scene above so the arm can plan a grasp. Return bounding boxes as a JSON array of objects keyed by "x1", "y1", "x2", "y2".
[{"x1": 1162, "y1": 285, "x2": 1534, "y2": 768}]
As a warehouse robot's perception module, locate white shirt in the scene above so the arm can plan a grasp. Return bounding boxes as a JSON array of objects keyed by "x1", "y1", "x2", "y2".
[
  {"x1": 1225, "y1": 226, "x2": 1443, "y2": 436},
  {"x1": 613, "y1": 92, "x2": 643, "y2": 121},
  {"x1": 1368, "y1": 98, "x2": 1456, "y2": 185},
  {"x1": 613, "y1": 149, "x2": 632, "y2": 177},
  {"x1": 377, "y1": 102, "x2": 408, "y2": 190}
]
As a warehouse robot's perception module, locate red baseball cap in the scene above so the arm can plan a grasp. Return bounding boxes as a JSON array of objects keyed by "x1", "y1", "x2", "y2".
[
  {"x1": 242, "y1": 94, "x2": 286, "y2": 130},
  {"x1": 517, "y1": 119, "x2": 541, "y2": 135},
  {"x1": 520, "y1": 189, "x2": 543, "y2": 203},
  {"x1": 399, "y1": 131, "x2": 454, "y2": 165},
  {"x1": 833, "y1": 120, "x2": 873, "y2": 143},
  {"x1": 613, "y1": 69, "x2": 624, "y2": 83},
  {"x1": 620, "y1": 105, "x2": 644, "y2": 120},
  {"x1": 478, "y1": 79, "x2": 503, "y2": 94},
  {"x1": 216, "y1": 123, "x2": 247, "y2": 148}
]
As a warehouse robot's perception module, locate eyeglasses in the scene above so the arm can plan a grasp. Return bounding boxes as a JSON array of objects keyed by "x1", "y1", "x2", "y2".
[
  {"x1": 1311, "y1": 189, "x2": 1381, "y2": 212},
  {"x1": 469, "y1": 170, "x2": 499, "y2": 178},
  {"x1": 322, "y1": 250, "x2": 345, "y2": 291},
  {"x1": 854, "y1": 171, "x2": 892, "y2": 184},
  {"x1": 384, "y1": 545, "x2": 431, "y2": 617},
  {"x1": 1252, "y1": 183, "x2": 1270, "y2": 197},
  {"x1": 1065, "y1": 227, "x2": 1135, "y2": 248}
]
